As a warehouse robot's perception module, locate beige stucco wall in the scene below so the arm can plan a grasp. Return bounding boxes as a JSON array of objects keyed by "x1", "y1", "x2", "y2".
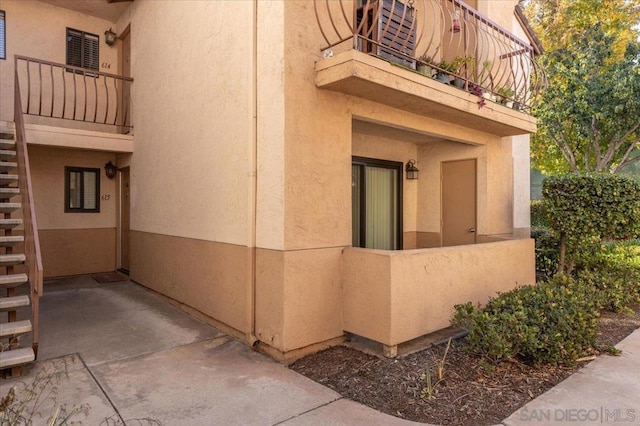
[
  {"x1": 478, "y1": 1, "x2": 520, "y2": 30},
  {"x1": 115, "y1": 0, "x2": 255, "y2": 247},
  {"x1": 40, "y1": 228, "x2": 115, "y2": 277},
  {"x1": 512, "y1": 134, "x2": 531, "y2": 235},
  {"x1": 28, "y1": 145, "x2": 117, "y2": 276},
  {"x1": 343, "y1": 238, "x2": 536, "y2": 346},
  {"x1": 29, "y1": 145, "x2": 117, "y2": 230},
  {"x1": 130, "y1": 231, "x2": 250, "y2": 335},
  {"x1": 256, "y1": 247, "x2": 343, "y2": 353},
  {"x1": 0, "y1": 0, "x2": 119, "y2": 123}
]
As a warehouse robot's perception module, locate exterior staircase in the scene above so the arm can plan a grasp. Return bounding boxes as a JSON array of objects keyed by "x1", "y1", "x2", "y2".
[{"x1": 0, "y1": 124, "x2": 40, "y2": 376}]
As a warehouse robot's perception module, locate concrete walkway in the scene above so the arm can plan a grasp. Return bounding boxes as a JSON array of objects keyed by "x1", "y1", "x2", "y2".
[
  {"x1": 1, "y1": 276, "x2": 421, "y2": 425},
  {"x1": 502, "y1": 328, "x2": 640, "y2": 426},
  {"x1": 2, "y1": 276, "x2": 639, "y2": 425}
]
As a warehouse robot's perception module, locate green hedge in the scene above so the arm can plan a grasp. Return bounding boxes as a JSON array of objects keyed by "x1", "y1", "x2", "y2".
[
  {"x1": 531, "y1": 226, "x2": 559, "y2": 279},
  {"x1": 542, "y1": 173, "x2": 640, "y2": 272},
  {"x1": 577, "y1": 240, "x2": 640, "y2": 312},
  {"x1": 530, "y1": 200, "x2": 549, "y2": 228}
]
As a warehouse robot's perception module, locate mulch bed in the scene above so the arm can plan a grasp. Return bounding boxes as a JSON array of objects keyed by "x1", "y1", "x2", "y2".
[{"x1": 290, "y1": 305, "x2": 640, "y2": 426}]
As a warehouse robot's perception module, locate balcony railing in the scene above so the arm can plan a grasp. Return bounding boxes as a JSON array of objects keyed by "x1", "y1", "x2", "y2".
[
  {"x1": 314, "y1": 0, "x2": 545, "y2": 112},
  {"x1": 15, "y1": 55, "x2": 133, "y2": 131}
]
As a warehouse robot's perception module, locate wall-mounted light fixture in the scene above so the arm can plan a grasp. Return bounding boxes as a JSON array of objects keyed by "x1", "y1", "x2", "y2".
[
  {"x1": 105, "y1": 28, "x2": 117, "y2": 46},
  {"x1": 451, "y1": 10, "x2": 461, "y2": 33},
  {"x1": 406, "y1": 160, "x2": 419, "y2": 180},
  {"x1": 105, "y1": 161, "x2": 117, "y2": 179}
]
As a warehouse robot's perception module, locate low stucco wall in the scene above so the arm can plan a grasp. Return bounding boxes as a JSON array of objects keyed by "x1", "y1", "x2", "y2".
[{"x1": 342, "y1": 239, "x2": 536, "y2": 346}]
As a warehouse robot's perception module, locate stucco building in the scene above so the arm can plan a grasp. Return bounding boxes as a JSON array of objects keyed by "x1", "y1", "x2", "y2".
[{"x1": 1, "y1": 0, "x2": 541, "y2": 369}]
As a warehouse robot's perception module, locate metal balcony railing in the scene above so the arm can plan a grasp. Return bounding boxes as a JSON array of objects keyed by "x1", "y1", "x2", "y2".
[
  {"x1": 314, "y1": 0, "x2": 545, "y2": 112},
  {"x1": 15, "y1": 55, "x2": 133, "y2": 130}
]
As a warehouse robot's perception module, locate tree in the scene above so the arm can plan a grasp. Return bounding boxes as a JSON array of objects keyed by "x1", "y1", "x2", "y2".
[{"x1": 523, "y1": 0, "x2": 640, "y2": 173}]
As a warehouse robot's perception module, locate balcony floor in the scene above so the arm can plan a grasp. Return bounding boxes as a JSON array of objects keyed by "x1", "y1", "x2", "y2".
[{"x1": 316, "y1": 50, "x2": 536, "y2": 137}]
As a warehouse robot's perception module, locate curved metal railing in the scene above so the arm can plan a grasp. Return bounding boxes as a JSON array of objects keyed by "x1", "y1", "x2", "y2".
[
  {"x1": 314, "y1": 0, "x2": 545, "y2": 112},
  {"x1": 15, "y1": 55, "x2": 133, "y2": 130}
]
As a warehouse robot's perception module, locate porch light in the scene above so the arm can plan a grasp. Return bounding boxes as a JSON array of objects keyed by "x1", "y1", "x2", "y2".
[
  {"x1": 105, "y1": 161, "x2": 117, "y2": 179},
  {"x1": 406, "y1": 160, "x2": 419, "y2": 180},
  {"x1": 451, "y1": 10, "x2": 461, "y2": 33},
  {"x1": 105, "y1": 28, "x2": 117, "y2": 46}
]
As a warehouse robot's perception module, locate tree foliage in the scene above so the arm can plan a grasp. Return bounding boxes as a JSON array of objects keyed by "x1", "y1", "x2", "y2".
[{"x1": 523, "y1": 0, "x2": 640, "y2": 173}]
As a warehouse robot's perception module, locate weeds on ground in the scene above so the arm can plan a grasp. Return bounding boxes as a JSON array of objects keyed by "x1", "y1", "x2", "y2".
[
  {"x1": 0, "y1": 358, "x2": 90, "y2": 425},
  {"x1": 420, "y1": 338, "x2": 451, "y2": 400},
  {"x1": 0, "y1": 357, "x2": 162, "y2": 426}
]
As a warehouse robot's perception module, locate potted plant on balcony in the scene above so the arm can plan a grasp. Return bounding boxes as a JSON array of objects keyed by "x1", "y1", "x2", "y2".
[
  {"x1": 416, "y1": 55, "x2": 435, "y2": 78},
  {"x1": 496, "y1": 86, "x2": 515, "y2": 107},
  {"x1": 451, "y1": 56, "x2": 475, "y2": 89},
  {"x1": 436, "y1": 60, "x2": 455, "y2": 83}
]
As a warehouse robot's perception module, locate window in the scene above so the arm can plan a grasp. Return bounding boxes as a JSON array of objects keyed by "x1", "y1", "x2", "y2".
[
  {"x1": 65, "y1": 167, "x2": 100, "y2": 213},
  {"x1": 0, "y1": 10, "x2": 5, "y2": 60},
  {"x1": 66, "y1": 28, "x2": 99, "y2": 71},
  {"x1": 352, "y1": 157, "x2": 403, "y2": 250}
]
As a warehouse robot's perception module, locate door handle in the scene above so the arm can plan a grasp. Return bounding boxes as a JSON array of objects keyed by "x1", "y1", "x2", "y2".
[{"x1": 468, "y1": 228, "x2": 476, "y2": 233}]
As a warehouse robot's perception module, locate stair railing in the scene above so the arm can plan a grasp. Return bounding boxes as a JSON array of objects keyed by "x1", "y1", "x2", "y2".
[{"x1": 14, "y1": 61, "x2": 44, "y2": 358}]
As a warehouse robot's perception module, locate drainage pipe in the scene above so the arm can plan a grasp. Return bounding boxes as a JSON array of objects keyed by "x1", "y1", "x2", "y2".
[{"x1": 247, "y1": 0, "x2": 259, "y2": 347}]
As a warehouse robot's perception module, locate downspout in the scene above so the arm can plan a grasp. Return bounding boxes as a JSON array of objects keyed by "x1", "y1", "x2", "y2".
[{"x1": 247, "y1": 0, "x2": 259, "y2": 347}]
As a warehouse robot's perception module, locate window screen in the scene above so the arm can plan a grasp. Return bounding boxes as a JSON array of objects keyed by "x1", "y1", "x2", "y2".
[
  {"x1": 66, "y1": 28, "x2": 99, "y2": 71},
  {"x1": 65, "y1": 167, "x2": 100, "y2": 212}
]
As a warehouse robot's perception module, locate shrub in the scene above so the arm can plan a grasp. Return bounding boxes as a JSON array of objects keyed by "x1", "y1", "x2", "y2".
[
  {"x1": 453, "y1": 278, "x2": 598, "y2": 365},
  {"x1": 530, "y1": 200, "x2": 548, "y2": 228},
  {"x1": 543, "y1": 173, "x2": 640, "y2": 273},
  {"x1": 576, "y1": 239, "x2": 640, "y2": 312},
  {"x1": 531, "y1": 226, "x2": 559, "y2": 279}
]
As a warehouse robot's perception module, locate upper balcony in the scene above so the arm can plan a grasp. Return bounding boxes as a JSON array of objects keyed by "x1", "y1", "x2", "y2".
[
  {"x1": 13, "y1": 55, "x2": 133, "y2": 153},
  {"x1": 313, "y1": 0, "x2": 545, "y2": 136}
]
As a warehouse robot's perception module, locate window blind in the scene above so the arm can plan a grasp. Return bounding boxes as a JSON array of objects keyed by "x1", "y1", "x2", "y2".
[
  {"x1": 0, "y1": 11, "x2": 5, "y2": 60},
  {"x1": 66, "y1": 28, "x2": 98, "y2": 71}
]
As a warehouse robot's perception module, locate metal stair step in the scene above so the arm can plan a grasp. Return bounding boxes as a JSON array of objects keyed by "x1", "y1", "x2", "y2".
[
  {"x1": 0, "y1": 319, "x2": 32, "y2": 338},
  {"x1": 0, "y1": 187, "x2": 20, "y2": 199},
  {"x1": 0, "y1": 236, "x2": 24, "y2": 247},
  {"x1": 0, "y1": 142, "x2": 16, "y2": 153},
  {"x1": 0, "y1": 348, "x2": 35, "y2": 369},
  {"x1": 0, "y1": 295, "x2": 30, "y2": 311},
  {"x1": 0, "y1": 150, "x2": 16, "y2": 160},
  {"x1": 0, "y1": 218, "x2": 22, "y2": 229},
  {"x1": 0, "y1": 254, "x2": 26, "y2": 266},
  {"x1": 0, "y1": 202, "x2": 21, "y2": 214},
  {"x1": 0, "y1": 273, "x2": 28, "y2": 288},
  {"x1": 0, "y1": 161, "x2": 17, "y2": 172},
  {"x1": 0, "y1": 174, "x2": 18, "y2": 187},
  {"x1": 0, "y1": 131, "x2": 14, "y2": 140}
]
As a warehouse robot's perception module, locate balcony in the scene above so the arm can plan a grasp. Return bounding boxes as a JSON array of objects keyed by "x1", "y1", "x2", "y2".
[
  {"x1": 313, "y1": 0, "x2": 544, "y2": 136},
  {"x1": 13, "y1": 56, "x2": 134, "y2": 152}
]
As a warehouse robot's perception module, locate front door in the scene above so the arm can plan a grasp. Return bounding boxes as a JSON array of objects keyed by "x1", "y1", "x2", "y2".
[
  {"x1": 442, "y1": 159, "x2": 477, "y2": 246},
  {"x1": 352, "y1": 157, "x2": 402, "y2": 250},
  {"x1": 119, "y1": 168, "x2": 130, "y2": 273}
]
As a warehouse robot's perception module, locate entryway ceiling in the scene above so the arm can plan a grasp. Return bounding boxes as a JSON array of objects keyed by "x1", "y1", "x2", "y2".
[
  {"x1": 38, "y1": 0, "x2": 131, "y2": 23},
  {"x1": 352, "y1": 120, "x2": 447, "y2": 146}
]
